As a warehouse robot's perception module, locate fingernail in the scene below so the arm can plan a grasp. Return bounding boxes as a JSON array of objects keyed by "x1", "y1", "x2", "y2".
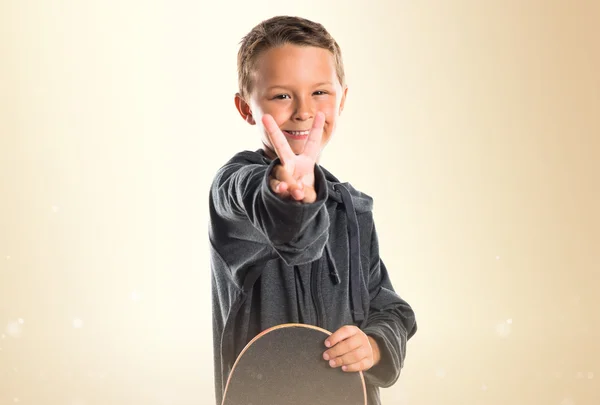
[
  {"x1": 329, "y1": 360, "x2": 335, "y2": 367},
  {"x1": 325, "y1": 340, "x2": 331, "y2": 347},
  {"x1": 342, "y1": 366, "x2": 347, "y2": 371},
  {"x1": 323, "y1": 353, "x2": 329, "y2": 361}
]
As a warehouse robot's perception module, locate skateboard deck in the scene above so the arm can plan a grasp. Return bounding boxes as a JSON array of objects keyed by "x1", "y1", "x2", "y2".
[{"x1": 222, "y1": 323, "x2": 367, "y2": 405}]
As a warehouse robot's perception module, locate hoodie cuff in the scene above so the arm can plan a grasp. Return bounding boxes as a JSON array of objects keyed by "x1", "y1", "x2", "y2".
[
  {"x1": 255, "y1": 157, "x2": 330, "y2": 264},
  {"x1": 362, "y1": 326, "x2": 402, "y2": 388}
]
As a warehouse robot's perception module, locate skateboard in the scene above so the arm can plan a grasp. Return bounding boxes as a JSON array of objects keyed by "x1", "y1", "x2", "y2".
[{"x1": 222, "y1": 323, "x2": 367, "y2": 405}]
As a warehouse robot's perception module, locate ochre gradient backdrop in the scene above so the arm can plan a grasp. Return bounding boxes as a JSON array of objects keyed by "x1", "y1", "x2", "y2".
[{"x1": 1, "y1": 1, "x2": 599, "y2": 404}]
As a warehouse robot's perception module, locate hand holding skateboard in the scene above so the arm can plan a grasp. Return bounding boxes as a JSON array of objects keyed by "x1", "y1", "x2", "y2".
[{"x1": 324, "y1": 325, "x2": 381, "y2": 372}]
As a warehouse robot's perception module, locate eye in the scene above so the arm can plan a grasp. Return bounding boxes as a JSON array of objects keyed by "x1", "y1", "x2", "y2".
[
  {"x1": 313, "y1": 90, "x2": 328, "y2": 96},
  {"x1": 273, "y1": 94, "x2": 290, "y2": 100}
]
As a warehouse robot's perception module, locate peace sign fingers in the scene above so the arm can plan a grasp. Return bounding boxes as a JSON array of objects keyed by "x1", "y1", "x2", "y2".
[{"x1": 262, "y1": 111, "x2": 326, "y2": 204}]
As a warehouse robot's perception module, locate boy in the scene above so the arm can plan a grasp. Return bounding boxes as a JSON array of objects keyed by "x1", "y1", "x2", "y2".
[{"x1": 209, "y1": 15, "x2": 417, "y2": 405}]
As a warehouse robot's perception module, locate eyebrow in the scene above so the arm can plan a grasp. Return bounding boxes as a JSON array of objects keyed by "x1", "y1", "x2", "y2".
[{"x1": 266, "y1": 82, "x2": 334, "y2": 91}]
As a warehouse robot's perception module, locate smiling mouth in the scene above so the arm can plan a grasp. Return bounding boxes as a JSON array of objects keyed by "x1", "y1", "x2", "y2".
[
  {"x1": 282, "y1": 130, "x2": 310, "y2": 139},
  {"x1": 283, "y1": 130, "x2": 310, "y2": 135}
]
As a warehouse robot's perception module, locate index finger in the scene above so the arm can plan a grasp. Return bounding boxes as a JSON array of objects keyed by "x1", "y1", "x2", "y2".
[
  {"x1": 324, "y1": 325, "x2": 359, "y2": 348},
  {"x1": 302, "y1": 111, "x2": 325, "y2": 160},
  {"x1": 262, "y1": 114, "x2": 295, "y2": 165}
]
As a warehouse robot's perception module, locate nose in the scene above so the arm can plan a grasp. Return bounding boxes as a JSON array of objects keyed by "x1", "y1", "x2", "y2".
[{"x1": 293, "y1": 97, "x2": 313, "y2": 121}]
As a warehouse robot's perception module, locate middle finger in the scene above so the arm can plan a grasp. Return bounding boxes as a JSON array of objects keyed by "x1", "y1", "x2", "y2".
[
  {"x1": 328, "y1": 346, "x2": 368, "y2": 369},
  {"x1": 324, "y1": 334, "x2": 363, "y2": 361}
]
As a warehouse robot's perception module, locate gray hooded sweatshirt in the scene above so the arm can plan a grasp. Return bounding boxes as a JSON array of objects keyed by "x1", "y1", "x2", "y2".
[{"x1": 209, "y1": 149, "x2": 417, "y2": 405}]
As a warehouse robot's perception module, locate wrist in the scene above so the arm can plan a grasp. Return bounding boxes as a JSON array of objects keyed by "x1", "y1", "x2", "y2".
[{"x1": 367, "y1": 335, "x2": 381, "y2": 366}]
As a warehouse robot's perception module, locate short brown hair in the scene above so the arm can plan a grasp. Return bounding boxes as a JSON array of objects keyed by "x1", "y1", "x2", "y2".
[{"x1": 237, "y1": 16, "x2": 346, "y2": 100}]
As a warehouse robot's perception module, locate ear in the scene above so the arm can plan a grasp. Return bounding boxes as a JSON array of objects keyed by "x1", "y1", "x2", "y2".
[
  {"x1": 338, "y1": 86, "x2": 348, "y2": 115},
  {"x1": 234, "y1": 93, "x2": 256, "y2": 125}
]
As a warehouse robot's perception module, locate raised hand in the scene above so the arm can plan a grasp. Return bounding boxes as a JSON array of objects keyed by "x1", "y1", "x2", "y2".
[
  {"x1": 262, "y1": 112, "x2": 325, "y2": 203},
  {"x1": 322, "y1": 325, "x2": 381, "y2": 372}
]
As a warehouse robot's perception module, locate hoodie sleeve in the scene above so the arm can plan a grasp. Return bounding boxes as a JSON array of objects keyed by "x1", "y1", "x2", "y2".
[
  {"x1": 211, "y1": 157, "x2": 330, "y2": 266},
  {"x1": 360, "y1": 221, "x2": 418, "y2": 388}
]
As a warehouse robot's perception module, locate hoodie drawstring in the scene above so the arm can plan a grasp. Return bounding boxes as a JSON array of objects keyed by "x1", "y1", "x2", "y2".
[
  {"x1": 325, "y1": 244, "x2": 341, "y2": 285},
  {"x1": 333, "y1": 183, "x2": 365, "y2": 324}
]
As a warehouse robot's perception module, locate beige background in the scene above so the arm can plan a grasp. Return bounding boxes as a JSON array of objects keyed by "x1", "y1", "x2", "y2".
[{"x1": 1, "y1": 0, "x2": 599, "y2": 404}]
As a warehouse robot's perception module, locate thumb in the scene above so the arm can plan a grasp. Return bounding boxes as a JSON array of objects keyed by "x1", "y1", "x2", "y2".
[{"x1": 301, "y1": 185, "x2": 317, "y2": 204}]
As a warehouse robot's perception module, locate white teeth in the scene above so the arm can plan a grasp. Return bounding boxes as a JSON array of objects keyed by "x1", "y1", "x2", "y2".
[{"x1": 286, "y1": 130, "x2": 310, "y2": 135}]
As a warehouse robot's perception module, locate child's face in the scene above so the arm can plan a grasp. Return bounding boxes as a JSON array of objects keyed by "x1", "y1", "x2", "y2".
[{"x1": 236, "y1": 44, "x2": 347, "y2": 159}]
